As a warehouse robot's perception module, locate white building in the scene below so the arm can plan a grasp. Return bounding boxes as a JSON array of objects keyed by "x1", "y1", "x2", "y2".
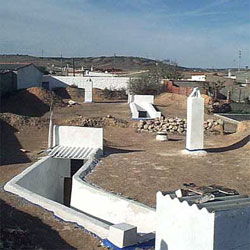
[
  {"x1": 190, "y1": 74, "x2": 206, "y2": 81},
  {"x1": 0, "y1": 63, "x2": 43, "y2": 90}
]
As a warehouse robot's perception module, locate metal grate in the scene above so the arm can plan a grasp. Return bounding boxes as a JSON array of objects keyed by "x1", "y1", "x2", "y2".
[{"x1": 48, "y1": 145, "x2": 96, "y2": 159}]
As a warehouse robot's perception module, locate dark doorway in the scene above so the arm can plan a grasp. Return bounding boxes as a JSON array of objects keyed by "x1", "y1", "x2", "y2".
[
  {"x1": 70, "y1": 159, "x2": 84, "y2": 177},
  {"x1": 63, "y1": 159, "x2": 84, "y2": 207},
  {"x1": 63, "y1": 177, "x2": 72, "y2": 207}
]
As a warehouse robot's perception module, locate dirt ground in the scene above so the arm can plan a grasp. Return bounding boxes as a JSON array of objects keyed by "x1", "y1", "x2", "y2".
[{"x1": 1, "y1": 101, "x2": 249, "y2": 249}]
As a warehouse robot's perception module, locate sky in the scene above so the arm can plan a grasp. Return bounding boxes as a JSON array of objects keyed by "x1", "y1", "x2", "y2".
[{"x1": 0, "y1": 0, "x2": 249, "y2": 68}]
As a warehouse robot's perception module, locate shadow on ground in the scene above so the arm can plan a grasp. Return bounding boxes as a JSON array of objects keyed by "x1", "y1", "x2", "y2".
[
  {"x1": 0, "y1": 199, "x2": 76, "y2": 249},
  {"x1": 0, "y1": 120, "x2": 31, "y2": 165},
  {"x1": 104, "y1": 146, "x2": 143, "y2": 157},
  {"x1": 1, "y1": 91, "x2": 50, "y2": 117},
  {"x1": 206, "y1": 135, "x2": 249, "y2": 153}
]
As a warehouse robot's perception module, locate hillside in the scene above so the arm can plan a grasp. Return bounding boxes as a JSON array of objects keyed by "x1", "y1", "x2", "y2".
[{"x1": 0, "y1": 54, "x2": 185, "y2": 72}]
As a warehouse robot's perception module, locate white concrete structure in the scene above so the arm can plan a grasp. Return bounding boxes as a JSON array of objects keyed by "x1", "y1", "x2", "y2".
[
  {"x1": 70, "y1": 159, "x2": 155, "y2": 234},
  {"x1": 43, "y1": 75, "x2": 129, "y2": 90},
  {"x1": 84, "y1": 78, "x2": 93, "y2": 102},
  {"x1": 49, "y1": 126, "x2": 103, "y2": 159},
  {"x1": 85, "y1": 70, "x2": 117, "y2": 77},
  {"x1": 190, "y1": 74, "x2": 206, "y2": 81},
  {"x1": 155, "y1": 191, "x2": 250, "y2": 250},
  {"x1": 186, "y1": 88, "x2": 204, "y2": 152},
  {"x1": 4, "y1": 156, "x2": 110, "y2": 238},
  {"x1": 129, "y1": 95, "x2": 161, "y2": 119},
  {"x1": 108, "y1": 223, "x2": 137, "y2": 248},
  {"x1": 5, "y1": 125, "x2": 155, "y2": 247}
]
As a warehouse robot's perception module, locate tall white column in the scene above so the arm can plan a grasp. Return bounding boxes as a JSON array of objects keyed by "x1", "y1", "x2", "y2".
[
  {"x1": 84, "y1": 78, "x2": 93, "y2": 103},
  {"x1": 186, "y1": 88, "x2": 204, "y2": 151}
]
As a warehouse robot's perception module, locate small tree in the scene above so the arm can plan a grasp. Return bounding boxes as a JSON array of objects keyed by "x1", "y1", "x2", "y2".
[
  {"x1": 128, "y1": 62, "x2": 183, "y2": 95},
  {"x1": 204, "y1": 80, "x2": 225, "y2": 100},
  {"x1": 128, "y1": 73, "x2": 163, "y2": 95}
]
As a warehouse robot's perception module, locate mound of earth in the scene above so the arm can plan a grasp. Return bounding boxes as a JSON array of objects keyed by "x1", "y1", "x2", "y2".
[
  {"x1": 53, "y1": 87, "x2": 85, "y2": 102},
  {"x1": 0, "y1": 113, "x2": 48, "y2": 130},
  {"x1": 60, "y1": 115, "x2": 129, "y2": 128},
  {"x1": 1, "y1": 87, "x2": 65, "y2": 117},
  {"x1": 155, "y1": 93, "x2": 187, "y2": 110}
]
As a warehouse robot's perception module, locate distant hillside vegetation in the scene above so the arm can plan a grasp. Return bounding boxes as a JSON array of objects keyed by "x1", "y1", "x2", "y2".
[{"x1": 0, "y1": 54, "x2": 185, "y2": 72}]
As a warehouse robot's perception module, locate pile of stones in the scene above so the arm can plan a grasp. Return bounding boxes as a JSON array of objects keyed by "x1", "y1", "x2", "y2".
[
  {"x1": 64, "y1": 115, "x2": 128, "y2": 128},
  {"x1": 137, "y1": 117, "x2": 224, "y2": 135}
]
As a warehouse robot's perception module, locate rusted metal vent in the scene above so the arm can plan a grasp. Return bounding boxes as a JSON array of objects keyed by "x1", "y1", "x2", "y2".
[{"x1": 167, "y1": 183, "x2": 250, "y2": 212}]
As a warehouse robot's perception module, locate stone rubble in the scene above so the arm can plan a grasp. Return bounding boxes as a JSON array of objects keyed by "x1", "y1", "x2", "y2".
[{"x1": 136, "y1": 117, "x2": 224, "y2": 135}]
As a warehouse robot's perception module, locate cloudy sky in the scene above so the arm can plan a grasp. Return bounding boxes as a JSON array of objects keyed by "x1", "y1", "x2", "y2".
[{"x1": 0, "y1": 0, "x2": 249, "y2": 68}]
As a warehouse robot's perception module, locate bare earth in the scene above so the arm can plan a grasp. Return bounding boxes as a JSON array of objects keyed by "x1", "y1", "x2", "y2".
[{"x1": 1, "y1": 102, "x2": 249, "y2": 249}]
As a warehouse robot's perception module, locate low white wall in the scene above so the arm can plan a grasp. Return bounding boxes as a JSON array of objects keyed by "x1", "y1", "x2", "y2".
[
  {"x1": 16, "y1": 157, "x2": 70, "y2": 203},
  {"x1": 140, "y1": 103, "x2": 161, "y2": 119},
  {"x1": 43, "y1": 75, "x2": 129, "y2": 90},
  {"x1": 4, "y1": 156, "x2": 109, "y2": 238},
  {"x1": 134, "y1": 95, "x2": 154, "y2": 104},
  {"x1": 53, "y1": 126, "x2": 103, "y2": 150},
  {"x1": 70, "y1": 158, "x2": 156, "y2": 234},
  {"x1": 129, "y1": 103, "x2": 139, "y2": 119},
  {"x1": 129, "y1": 95, "x2": 161, "y2": 119}
]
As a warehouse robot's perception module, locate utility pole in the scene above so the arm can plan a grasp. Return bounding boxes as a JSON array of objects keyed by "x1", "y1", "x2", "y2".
[
  {"x1": 72, "y1": 58, "x2": 75, "y2": 77},
  {"x1": 113, "y1": 53, "x2": 116, "y2": 71},
  {"x1": 238, "y1": 50, "x2": 242, "y2": 72},
  {"x1": 60, "y1": 53, "x2": 63, "y2": 75}
]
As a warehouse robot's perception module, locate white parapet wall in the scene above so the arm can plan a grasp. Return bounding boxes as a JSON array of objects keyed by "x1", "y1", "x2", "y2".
[
  {"x1": 4, "y1": 156, "x2": 110, "y2": 238},
  {"x1": 129, "y1": 95, "x2": 161, "y2": 119},
  {"x1": 43, "y1": 75, "x2": 129, "y2": 90},
  {"x1": 155, "y1": 191, "x2": 250, "y2": 250},
  {"x1": 53, "y1": 126, "x2": 103, "y2": 151},
  {"x1": 70, "y1": 158, "x2": 156, "y2": 234}
]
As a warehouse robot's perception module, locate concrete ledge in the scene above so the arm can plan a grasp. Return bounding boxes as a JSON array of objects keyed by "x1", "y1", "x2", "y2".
[
  {"x1": 4, "y1": 155, "x2": 109, "y2": 238},
  {"x1": 71, "y1": 156, "x2": 156, "y2": 234},
  {"x1": 181, "y1": 149, "x2": 207, "y2": 156}
]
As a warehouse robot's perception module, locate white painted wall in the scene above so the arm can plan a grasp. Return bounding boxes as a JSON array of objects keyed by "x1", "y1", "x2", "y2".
[
  {"x1": 84, "y1": 79, "x2": 93, "y2": 102},
  {"x1": 155, "y1": 192, "x2": 215, "y2": 250},
  {"x1": 43, "y1": 75, "x2": 129, "y2": 90},
  {"x1": 70, "y1": 158, "x2": 156, "y2": 234},
  {"x1": 17, "y1": 64, "x2": 43, "y2": 89},
  {"x1": 186, "y1": 88, "x2": 204, "y2": 150},
  {"x1": 155, "y1": 192, "x2": 250, "y2": 250},
  {"x1": 16, "y1": 157, "x2": 70, "y2": 203},
  {"x1": 191, "y1": 75, "x2": 206, "y2": 81},
  {"x1": 129, "y1": 95, "x2": 161, "y2": 119},
  {"x1": 133, "y1": 95, "x2": 154, "y2": 104},
  {"x1": 85, "y1": 71, "x2": 117, "y2": 77},
  {"x1": 4, "y1": 156, "x2": 110, "y2": 238},
  {"x1": 53, "y1": 126, "x2": 103, "y2": 150}
]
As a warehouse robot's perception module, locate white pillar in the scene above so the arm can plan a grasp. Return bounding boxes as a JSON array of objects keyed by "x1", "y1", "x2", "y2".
[
  {"x1": 186, "y1": 88, "x2": 204, "y2": 151},
  {"x1": 84, "y1": 79, "x2": 93, "y2": 103}
]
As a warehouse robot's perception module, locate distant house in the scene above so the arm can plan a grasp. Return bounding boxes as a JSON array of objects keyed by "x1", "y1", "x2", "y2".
[
  {"x1": 0, "y1": 71, "x2": 17, "y2": 96},
  {"x1": 164, "y1": 80, "x2": 207, "y2": 96},
  {"x1": 189, "y1": 73, "x2": 206, "y2": 81},
  {"x1": 0, "y1": 63, "x2": 43, "y2": 94}
]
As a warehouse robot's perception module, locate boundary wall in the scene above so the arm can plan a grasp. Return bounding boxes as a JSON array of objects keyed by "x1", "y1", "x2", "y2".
[{"x1": 43, "y1": 75, "x2": 129, "y2": 90}]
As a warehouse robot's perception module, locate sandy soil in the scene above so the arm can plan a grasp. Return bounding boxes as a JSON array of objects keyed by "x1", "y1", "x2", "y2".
[{"x1": 1, "y1": 101, "x2": 249, "y2": 249}]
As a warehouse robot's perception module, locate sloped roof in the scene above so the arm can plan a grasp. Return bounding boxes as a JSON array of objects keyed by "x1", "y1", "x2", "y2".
[{"x1": 0, "y1": 63, "x2": 33, "y2": 73}]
